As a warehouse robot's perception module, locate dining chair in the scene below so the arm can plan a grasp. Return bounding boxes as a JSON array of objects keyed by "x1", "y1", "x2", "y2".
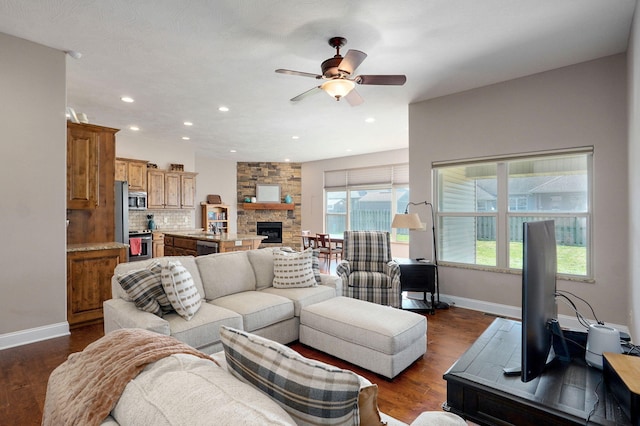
[
  {"x1": 315, "y1": 233, "x2": 342, "y2": 267},
  {"x1": 301, "y1": 233, "x2": 315, "y2": 250}
]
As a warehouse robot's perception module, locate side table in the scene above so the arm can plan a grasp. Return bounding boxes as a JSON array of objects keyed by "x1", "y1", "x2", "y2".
[{"x1": 396, "y1": 258, "x2": 436, "y2": 314}]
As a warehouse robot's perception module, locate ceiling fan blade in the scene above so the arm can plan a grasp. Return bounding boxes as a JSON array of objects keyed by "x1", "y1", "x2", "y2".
[
  {"x1": 338, "y1": 50, "x2": 367, "y2": 75},
  {"x1": 276, "y1": 69, "x2": 322, "y2": 79},
  {"x1": 290, "y1": 86, "x2": 322, "y2": 102},
  {"x1": 355, "y1": 75, "x2": 407, "y2": 85},
  {"x1": 345, "y1": 89, "x2": 364, "y2": 106}
]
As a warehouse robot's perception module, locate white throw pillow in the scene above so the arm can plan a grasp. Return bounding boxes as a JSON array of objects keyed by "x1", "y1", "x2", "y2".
[
  {"x1": 272, "y1": 248, "x2": 317, "y2": 288},
  {"x1": 161, "y1": 261, "x2": 201, "y2": 320}
]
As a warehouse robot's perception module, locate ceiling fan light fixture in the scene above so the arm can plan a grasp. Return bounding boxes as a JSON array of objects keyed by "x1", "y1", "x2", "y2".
[{"x1": 321, "y1": 79, "x2": 355, "y2": 101}]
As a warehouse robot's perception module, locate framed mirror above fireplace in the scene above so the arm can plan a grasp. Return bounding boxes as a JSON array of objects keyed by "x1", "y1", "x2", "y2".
[{"x1": 256, "y1": 184, "x2": 281, "y2": 203}]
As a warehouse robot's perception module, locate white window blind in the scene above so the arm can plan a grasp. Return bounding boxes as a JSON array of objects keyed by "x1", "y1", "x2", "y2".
[{"x1": 324, "y1": 164, "x2": 409, "y2": 189}]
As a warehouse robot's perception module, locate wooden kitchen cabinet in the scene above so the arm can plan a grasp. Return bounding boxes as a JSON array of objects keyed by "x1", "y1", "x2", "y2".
[
  {"x1": 66, "y1": 245, "x2": 127, "y2": 327},
  {"x1": 164, "y1": 172, "x2": 181, "y2": 208},
  {"x1": 147, "y1": 169, "x2": 197, "y2": 209},
  {"x1": 163, "y1": 236, "x2": 197, "y2": 256},
  {"x1": 181, "y1": 173, "x2": 197, "y2": 208},
  {"x1": 115, "y1": 157, "x2": 148, "y2": 192},
  {"x1": 152, "y1": 231, "x2": 164, "y2": 257},
  {"x1": 67, "y1": 123, "x2": 117, "y2": 209}
]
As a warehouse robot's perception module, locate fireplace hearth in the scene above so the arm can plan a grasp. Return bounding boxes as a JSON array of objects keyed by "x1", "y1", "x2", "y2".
[{"x1": 257, "y1": 221, "x2": 282, "y2": 244}]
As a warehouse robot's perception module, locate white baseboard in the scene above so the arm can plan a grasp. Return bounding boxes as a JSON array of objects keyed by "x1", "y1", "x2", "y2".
[
  {"x1": 437, "y1": 293, "x2": 630, "y2": 335},
  {"x1": 0, "y1": 322, "x2": 70, "y2": 350}
]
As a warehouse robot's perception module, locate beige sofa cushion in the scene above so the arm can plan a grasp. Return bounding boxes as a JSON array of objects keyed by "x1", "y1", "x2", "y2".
[
  {"x1": 246, "y1": 247, "x2": 277, "y2": 290},
  {"x1": 111, "y1": 353, "x2": 295, "y2": 425},
  {"x1": 164, "y1": 303, "x2": 242, "y2": 353},
  {"x1": 196, "y1": 251, "x2": 256, "y2": 299},
  {"x1": 211, "y1": 291, "x2": 293, "y2": 332},
  {"x1": 261, "y1": 285, "x2": 337, "y2": 317}
]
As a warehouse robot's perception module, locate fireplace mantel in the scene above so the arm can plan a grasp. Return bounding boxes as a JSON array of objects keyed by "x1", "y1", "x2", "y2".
[{"x1": 242, "y1": 203, "x2": 294, "y2": 210}]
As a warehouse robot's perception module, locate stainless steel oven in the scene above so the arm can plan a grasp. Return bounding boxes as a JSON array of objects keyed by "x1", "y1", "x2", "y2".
[{"x1": 128, "y1": 231, "x2": 152, "y2": 261}]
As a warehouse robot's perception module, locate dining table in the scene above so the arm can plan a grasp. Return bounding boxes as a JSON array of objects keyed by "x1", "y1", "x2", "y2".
[{"x1": 299, "y1": 233, "x2": 343, "y2": 249}]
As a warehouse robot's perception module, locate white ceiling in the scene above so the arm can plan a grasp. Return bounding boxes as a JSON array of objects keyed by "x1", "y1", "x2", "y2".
[{"x1": 0, "y1": 0, "x2": 635, "y2": 162}]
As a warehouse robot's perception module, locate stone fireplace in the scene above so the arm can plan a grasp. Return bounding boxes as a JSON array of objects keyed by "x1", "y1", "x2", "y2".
[{"x1": 237, "y1": 162, "x2": 301, "y2": 249}]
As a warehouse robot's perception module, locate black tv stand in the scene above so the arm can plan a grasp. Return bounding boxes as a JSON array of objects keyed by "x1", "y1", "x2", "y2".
[{"x1": 444, "y1": 318, "x2": 630, "y2": 425}]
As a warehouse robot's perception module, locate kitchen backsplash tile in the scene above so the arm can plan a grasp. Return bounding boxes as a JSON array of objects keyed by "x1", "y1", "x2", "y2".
[{"x1": 129, "y1": 210, "x2": 193, "y2": 231}]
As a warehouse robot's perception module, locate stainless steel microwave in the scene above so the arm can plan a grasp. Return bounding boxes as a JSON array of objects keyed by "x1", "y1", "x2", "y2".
[{"x1": 128, "y1": 191, "x2": 147, "y2": 210}]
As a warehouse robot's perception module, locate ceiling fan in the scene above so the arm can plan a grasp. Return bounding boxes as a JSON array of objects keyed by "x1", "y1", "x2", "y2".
[{"x1": 275, "y1": 37, "x2": 406, "y2": 106}]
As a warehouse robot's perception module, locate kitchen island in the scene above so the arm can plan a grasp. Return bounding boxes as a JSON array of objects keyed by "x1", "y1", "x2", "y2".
[{"x1": 162, "y1": 231, "x2": 267, "y2": 256}]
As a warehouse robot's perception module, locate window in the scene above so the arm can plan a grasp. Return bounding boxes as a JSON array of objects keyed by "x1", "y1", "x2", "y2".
[
  {"x1": 434, "y1": 149, "x2": 592, "y2": 277},
  {"x1": 324, "y1": 165, "x2": 409, "y2": 242}
]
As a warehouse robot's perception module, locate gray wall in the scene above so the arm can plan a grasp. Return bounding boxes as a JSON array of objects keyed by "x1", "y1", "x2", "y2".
[
  {"x1": 0, "y1": 33, "x2": 67, "y2": 342},
  {"x1": 628, "y1": 5, "x2": 640, "y2": 343},
  {"x1": 409, "y1": 54, "x2": 629, "y2": 326}
]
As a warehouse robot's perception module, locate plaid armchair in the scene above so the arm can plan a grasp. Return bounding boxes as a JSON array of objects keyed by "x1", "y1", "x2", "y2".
[{"x1": 336, "y1": 231, "x2": 401, "y2": 308}]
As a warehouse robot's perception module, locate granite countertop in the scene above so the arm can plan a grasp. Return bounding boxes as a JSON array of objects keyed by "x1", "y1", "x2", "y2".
[
  {"x1": 66, "y1": 241, "x2": 129, "y2": 253},
  {"x1": 163, "y1": 231, "x2": 267, "y2": 242}
]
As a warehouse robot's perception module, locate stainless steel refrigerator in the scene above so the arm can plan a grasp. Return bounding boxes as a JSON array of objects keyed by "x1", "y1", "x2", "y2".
[{"x1": 115, "y1": 181, "x2": 129, "y2": 261}]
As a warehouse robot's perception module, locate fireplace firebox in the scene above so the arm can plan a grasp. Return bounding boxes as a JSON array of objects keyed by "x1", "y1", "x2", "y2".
[{"x1": 257, "y1": 221, "x2": 282, "y2": 244}]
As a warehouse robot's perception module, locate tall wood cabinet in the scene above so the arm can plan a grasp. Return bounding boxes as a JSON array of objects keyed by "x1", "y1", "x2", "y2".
[
  {"x1": 66, "y1": 122, "x2": 118, "y2": 244},
  {"x1": 115, "y1": 157, "x2": 148, "y2": 192},
  {"x1": 67, "y1": 245, "x2": 127, "y2": 327},
  {"x1": 147, "y1": 169, "x2": 197, "y2": 209},
  {"x1": 67, "y1": 123, "x2": 117, "y2": 210}
]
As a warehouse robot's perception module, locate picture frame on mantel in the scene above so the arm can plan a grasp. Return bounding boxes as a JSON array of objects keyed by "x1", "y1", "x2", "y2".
[{"x1": 256, "y1": 184, "x2": 281, "y2": 203}]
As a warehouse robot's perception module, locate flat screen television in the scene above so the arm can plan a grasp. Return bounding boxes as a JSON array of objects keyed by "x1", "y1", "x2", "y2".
[{"x1": 520, "y1": 219, "x2": 568, "y2": 382}]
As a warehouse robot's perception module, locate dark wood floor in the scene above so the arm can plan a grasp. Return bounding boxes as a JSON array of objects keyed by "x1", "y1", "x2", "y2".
[{"x1": 0, "y1": 304, "x2": 494, "y2": 425}]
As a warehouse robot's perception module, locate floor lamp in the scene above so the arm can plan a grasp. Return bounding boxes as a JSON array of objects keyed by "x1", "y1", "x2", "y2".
[{"x1": 391, "y1": 201, "x2": 449, "y2": 309}]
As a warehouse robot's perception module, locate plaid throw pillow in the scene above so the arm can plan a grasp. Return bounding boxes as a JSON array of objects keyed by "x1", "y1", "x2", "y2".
[
  {"x1": 116, "y1": 260, "x2": 171, "y2": 316},
  {"x1": 220, "y1": 326, "x2": 361, "y2": 425}
]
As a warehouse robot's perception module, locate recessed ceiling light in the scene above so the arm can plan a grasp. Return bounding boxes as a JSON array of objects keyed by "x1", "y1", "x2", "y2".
[
  {"x1": 183, "y1": 121, "x2": 193, "y2": 126},
  {"x1": 365, "y1": 117, "x2": 375, "y2": 123},
  {"x1": 218, "y1": 106, "x2": 229, "y2": 112},
  {"x1": 284, "y1": 158, "x2": 291, "y2": 162},
  {"x1": 346, "y1": 149, "x2": 353, "y2": 152},
  {"x1": 129, "y1": 126, "x2": 140, "y2": 131},
  {"x1": 292, "y1": 136, "x2": 300, "y2": 140},
  {"x1": 121, "y1": 96, "x2": 134, "y2": 103},
  {"x1": 230, "y1": 149, "x2": 237, "y2": 153},
  {"x1": 182, "y1": 136, "x2": 190, "y2": 141}
]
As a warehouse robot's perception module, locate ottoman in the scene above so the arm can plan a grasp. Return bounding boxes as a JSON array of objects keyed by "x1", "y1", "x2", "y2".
[{"x1": 299, "y1": 296, "x2": 427, "y2": 379}]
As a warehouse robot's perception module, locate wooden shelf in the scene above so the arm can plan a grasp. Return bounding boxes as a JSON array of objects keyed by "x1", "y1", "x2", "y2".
[{"x1": 242, "y1": 203, "x2": 294, "y2": 210}]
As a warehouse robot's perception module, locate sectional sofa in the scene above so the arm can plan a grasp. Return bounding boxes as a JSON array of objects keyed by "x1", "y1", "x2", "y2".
[{"x1": 104, "y1": 247, "x2": 339, "y2": 354}]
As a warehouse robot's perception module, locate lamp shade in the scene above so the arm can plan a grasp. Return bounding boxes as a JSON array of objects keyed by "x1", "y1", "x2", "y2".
[
  {"x1": 321, "y1": 79, "x2": 355, "y2": 100},
  {"x1": 391, "y1": 213, "x2": 423, "y2": 230}
]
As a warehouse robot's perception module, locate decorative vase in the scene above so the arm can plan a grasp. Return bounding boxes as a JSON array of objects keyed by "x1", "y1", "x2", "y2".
[
  {"x1": 251, "y1": 197, "x2": 257, "y2": 203},
  {"x1": 284, "y1": 194, "x2": 293, "y2": 204},
  {"x1": 147, "y1": 214, "x2": 156, "y2": 230}
]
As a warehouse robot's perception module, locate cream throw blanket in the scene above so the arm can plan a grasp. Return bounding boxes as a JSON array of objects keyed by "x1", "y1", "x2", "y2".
[{"x1": 42, "y1": 328, "x2": 216, "y2": 426}]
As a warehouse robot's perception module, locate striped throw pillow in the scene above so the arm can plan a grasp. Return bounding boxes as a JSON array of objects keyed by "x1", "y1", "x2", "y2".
[
  {"x1": 161, "y1": 261, "x2": 202, "y2": 321},
  {"x1": 273, "y1": 249, "x2": 317, "y2": 288},
  {"x1": 220, "y1": 326, "x2": 361, "y2": 425},
  {"x1": 117, "y1": 260, "x2": 171, "y2": 316}
]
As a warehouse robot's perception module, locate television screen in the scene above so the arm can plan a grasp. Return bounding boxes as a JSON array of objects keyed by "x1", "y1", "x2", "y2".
[{"x1": 521, "y1": 220, "x2": 558, "y2": 382}]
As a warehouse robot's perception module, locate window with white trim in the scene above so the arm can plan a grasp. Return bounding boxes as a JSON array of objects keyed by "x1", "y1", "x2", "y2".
[
  {"x1": 434, "y1": 149, "x2": 592, "y2": 278},
  {"x1": 324, "y1": 164, "x2": 409, "y2": 242}
]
